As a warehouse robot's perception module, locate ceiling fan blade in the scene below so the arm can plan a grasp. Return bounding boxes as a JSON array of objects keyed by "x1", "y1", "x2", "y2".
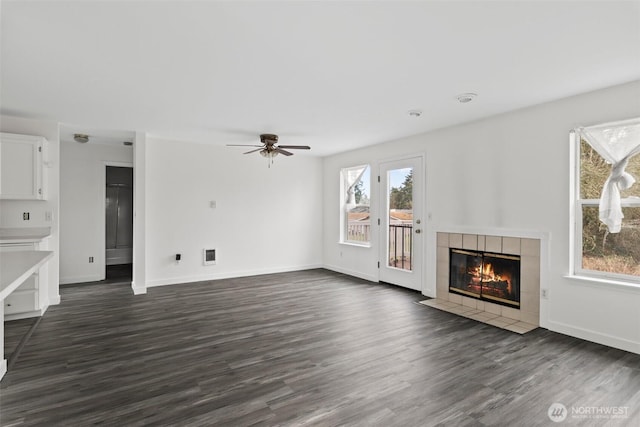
[
  {"x1": 275, "y1": 148, "x2": 294, "y2": 156},
  {"x1": 227, "y1": 144, "x2": 263, "y2": 147},
  {"x1": 243, "y1": 148, "x2": 264, "y2": 154},
  {"x1": 277, "y1": 145, "x2": 310, "y2": 150}
]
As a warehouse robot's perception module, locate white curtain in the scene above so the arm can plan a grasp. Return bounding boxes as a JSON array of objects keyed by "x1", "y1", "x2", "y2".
[
  {"x1": 344, "y1": 166, "x2": 367, "y2": 205},
  {"x1": 581, "y1": 118, "x2": 640, "y2": 233}
]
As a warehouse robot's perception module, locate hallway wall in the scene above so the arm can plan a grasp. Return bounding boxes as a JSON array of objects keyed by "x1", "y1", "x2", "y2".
[{"x1": 59, "y1": 141, "x2": 133, "y2": 284}]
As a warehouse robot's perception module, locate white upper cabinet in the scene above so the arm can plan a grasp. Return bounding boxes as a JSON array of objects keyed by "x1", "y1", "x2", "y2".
[{"x1": 0, "y1": 132, "x2": 47, "y2": 200}]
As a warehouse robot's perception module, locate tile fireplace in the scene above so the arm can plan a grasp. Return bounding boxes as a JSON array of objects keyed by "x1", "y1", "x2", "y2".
[{"x1": 428, "y1": 232, "x2": 541, "y2": 334}]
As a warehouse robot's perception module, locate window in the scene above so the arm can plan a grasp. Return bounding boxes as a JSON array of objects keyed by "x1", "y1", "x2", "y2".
[
  {"x1": 572, "y1": 118, "x2": 640, "y2": 283},
  {"x1": 341, "y1": 165, "x2": 371, "y2": 245}
]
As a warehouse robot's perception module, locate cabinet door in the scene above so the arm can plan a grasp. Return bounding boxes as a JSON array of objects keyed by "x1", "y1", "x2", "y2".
[{"x1": 0, "y1": 133, "x2": 44, "y2": 200}]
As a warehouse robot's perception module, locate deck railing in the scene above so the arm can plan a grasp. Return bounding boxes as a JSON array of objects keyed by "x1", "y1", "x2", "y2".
[
  {"x1": 346, "y1": 221, "x2": 371, "y2": 242},
  {"x1": 388, "y1": 224, "x2": 412, "y2": 270},
  {"x1": 346, "y1": 222, "x2": 413, "y2": 271}
]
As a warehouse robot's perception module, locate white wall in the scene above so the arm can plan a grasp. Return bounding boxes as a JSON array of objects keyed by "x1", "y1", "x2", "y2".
[
  {"x1": 59, "y1": 141, "x2": 133, "y2": 284},
  {"x1": 132, "y1": 131, "x2": 147, "y2": 294},
  {"x1": 323, "y1": 80, "x2": 640, "y2": 354},
  {"x1": 0, "y1": 115, "x2": 60, "y2": 305},
  {"x1": 145, "y1": 138, "x2": 323, "y2": 286}
]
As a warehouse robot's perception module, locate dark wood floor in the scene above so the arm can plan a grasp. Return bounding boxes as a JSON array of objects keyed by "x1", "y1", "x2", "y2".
[
  {"x1": 2, "y1": 269, "x2": 639, "y2": 426},
  {"x1": 60, "y1": 263, "x2": 133, "y2": 288},
  {"x1": 3, "y1": 317, "x2": 38, "y2": 371}
]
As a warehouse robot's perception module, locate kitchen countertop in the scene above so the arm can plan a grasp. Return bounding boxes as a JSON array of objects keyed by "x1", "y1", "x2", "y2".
[
  {"x1": 0, "y1": 227, "x2": 51, "y2": 244},
  {"x1": 0, "y1": 249, "x2": 53, "y2": 382},
  {"x1": 0, "y1": 251, "x2": 53, "y2": 300}
]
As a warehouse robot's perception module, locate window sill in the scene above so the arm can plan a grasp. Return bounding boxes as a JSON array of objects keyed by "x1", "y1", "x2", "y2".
[
  {"x1": 564, "y1": 274, "x2": 640, "y2": 293},
  {"x1": 339, "y1": 241, "x2": 371, "y2": 248}
]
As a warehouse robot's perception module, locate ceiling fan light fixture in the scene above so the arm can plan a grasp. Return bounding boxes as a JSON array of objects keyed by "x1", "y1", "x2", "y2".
[{"x1": 260, "y1": 150, "x2": 278, "y2": 158}]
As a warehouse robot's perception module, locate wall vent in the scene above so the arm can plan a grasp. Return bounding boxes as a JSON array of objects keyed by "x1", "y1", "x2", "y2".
[{"x1": 203, "y1": 249, "x2": 216, "y2": 265}]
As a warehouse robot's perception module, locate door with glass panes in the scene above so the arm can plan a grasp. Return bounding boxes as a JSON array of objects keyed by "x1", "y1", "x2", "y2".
[{"x1": 378, "y1": 157, "x2": 423, "y2": 290}]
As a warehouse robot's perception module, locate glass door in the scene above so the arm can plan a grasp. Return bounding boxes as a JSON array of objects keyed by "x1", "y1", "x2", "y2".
[{"x1": 379, "y1": 157, "x2": 423, "y2": 290}]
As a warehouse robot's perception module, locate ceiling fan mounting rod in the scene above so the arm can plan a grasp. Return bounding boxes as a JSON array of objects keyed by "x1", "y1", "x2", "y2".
[{"x1": 260, "y1": 133, "x2": 278, "y2": 144}]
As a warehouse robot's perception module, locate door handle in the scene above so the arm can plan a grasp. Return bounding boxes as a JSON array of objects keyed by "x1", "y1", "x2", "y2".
[{"x1": 415, "y1": 229, "x2": 422, "y2": 234}]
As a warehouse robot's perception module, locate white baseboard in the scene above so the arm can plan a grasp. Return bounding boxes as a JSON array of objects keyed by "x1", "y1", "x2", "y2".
[
  {"x1": 0, "y1": 359, "x2": 6, "y2": 382},
  {"x1": 59, "y1": 274, "x2": 103, "y2": 285},
  {"x1": 421, "y1": 287, "x2": 436, "y2": 298},
  {"x1": 132, "y1": 285, "x2": 146, "y2": 295},
  {"x1": 146, "y1": 264, "x2": 324, "y2": 288},
  {"x1": 323, "y1": 264, "x2": 377, "y2": 283},
  {"x1": 548, "y1": 319, "x2": 640, "y2": 355}
]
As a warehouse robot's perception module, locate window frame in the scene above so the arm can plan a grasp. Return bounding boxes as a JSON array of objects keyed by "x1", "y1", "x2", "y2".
[
  {"x1": 570, "y1": 129, "x2": 640, "y2": 285},
  {"x1": 340, "y1": 164, "x2": 371, "y2": 247}
]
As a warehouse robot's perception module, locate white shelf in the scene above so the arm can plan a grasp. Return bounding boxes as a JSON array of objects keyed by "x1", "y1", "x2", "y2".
[
  {"x1": 0, "y1": 251, "x2": 53, "y2": 300},
  {"x1": 0, "y1": 227, "x2": 51, "y2": 244}
]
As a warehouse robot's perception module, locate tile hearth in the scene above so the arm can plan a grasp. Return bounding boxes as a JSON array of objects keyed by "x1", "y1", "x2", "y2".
[{"x1": 419, "y1": 299, "x2": 537, "y2": 334}]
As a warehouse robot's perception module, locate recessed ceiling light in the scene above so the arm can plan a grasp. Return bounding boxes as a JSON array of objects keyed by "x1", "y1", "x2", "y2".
[
  {"x1": 456, "y1": 93, "x2": 477, "y2": 104},
  {"x1": 408, "y1": 109, "x2": 423, "y2": 117}
]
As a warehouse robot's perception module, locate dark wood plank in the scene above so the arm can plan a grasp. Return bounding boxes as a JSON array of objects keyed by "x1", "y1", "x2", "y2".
[{"x1": 1, "y1": 269, "x2": 639, "y2": 426}]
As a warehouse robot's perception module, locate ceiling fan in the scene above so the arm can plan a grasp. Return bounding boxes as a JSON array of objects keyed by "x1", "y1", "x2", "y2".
[{"x1": 227, "y1": 134, "x2": 310, "y2": 167}]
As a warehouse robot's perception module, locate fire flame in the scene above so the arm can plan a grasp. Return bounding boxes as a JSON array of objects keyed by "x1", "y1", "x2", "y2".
[{"x1": 468, "y1": 262, "x2": 512, "y2": 293}]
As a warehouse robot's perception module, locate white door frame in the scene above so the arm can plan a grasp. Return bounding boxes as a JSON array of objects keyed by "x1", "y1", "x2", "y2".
[{"x1": 377, "y1": 154, "x2": 425, "y2": 292}]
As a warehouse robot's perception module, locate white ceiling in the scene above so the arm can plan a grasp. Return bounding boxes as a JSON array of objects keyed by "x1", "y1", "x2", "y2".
[{"x1": 2, "y1": 1, "x2": 639, "y2": 155}]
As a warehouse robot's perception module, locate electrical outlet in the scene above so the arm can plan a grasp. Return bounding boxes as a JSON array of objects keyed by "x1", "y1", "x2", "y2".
[
  {"x1": 89, "y1": 257, "x2": 94, "y2": 263},
  {"x1": 541, "y1": 289, "x2": 549, "y2": 299},
  {"x1": 23, "y1": 212, "x2": 30, "y2": 220}
]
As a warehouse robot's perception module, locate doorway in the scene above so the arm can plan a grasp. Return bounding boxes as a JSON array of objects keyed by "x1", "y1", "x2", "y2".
[
  {"x1": 379, "y1": 156, "x2": 423, "y2": 291},
  {"x1": 105, "y1": 166, "x2": 133, "y2": 283}
]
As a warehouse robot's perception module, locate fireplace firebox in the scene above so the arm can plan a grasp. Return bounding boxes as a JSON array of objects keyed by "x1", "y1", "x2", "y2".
[{"x1": 449, "y1": 248, "x2": 521, "y2": 309}]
